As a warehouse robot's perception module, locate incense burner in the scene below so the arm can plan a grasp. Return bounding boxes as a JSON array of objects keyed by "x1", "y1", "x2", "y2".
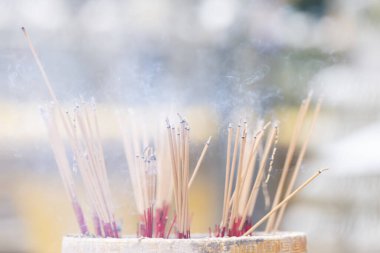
[{"x1": 62, "y1": 232, "x2": 306, "y2": 253}]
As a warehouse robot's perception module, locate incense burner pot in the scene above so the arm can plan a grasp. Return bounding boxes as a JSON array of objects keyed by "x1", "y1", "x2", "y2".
[{"x1": 62, "y1": 232, "x2": 306, "y2": 253}]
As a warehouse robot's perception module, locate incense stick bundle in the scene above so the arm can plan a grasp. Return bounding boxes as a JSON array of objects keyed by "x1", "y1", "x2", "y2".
[
  {"x1": 71, "y1": 100, "x2": 119, "y2": 237},
  {"x1": 121, "y1": 114, "x2": 172, "y2": 238},
  {"x1": 166, "y1": 116, "x2": 211, "y2": 238},
  {"x1": 41, "y1": 101, "x2": 120, "y2": 238},
  {"x1": 218, "y1": 121, "x2": 276, "y2": 237},
  {"x1": 217, "y1": 94, "x2": 322, "y2": 237},
  {"x1": 40, "y1": 104, "x2": 89, "y2": 235},
  {"x1": 23, "y1": 27, "x2": 118, "y2": 238}
]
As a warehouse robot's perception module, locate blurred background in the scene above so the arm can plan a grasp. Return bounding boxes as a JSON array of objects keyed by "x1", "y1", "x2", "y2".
[{"x1": 1, "y1": 0, "x2": 380, "y2": 252}]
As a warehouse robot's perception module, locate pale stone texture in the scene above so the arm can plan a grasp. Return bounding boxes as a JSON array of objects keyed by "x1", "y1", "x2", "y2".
[{"x1": 62, "y1": 232, "x2": 306, "y2": 253}]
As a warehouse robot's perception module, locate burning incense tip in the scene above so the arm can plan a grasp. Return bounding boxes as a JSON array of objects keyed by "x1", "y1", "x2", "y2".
[
  {"x1": 165, "y1": 118, "x2": 171, "y2": 128},
  {"x1": 177, "y1": 113, "x2": 186, "y2": 123}
]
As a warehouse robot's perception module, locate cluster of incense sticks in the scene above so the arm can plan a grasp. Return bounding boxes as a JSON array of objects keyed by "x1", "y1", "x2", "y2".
[
  {"x1": 165, "y1": 116, "x2": 212, "y2": 238},
  {"x1": 40, "y1": 104, "x2": 88, "y2": 235},
  {"x1": 69, "y1": 101, "x2": 119, "y2": 238},
  {"x1": 121, "y1": 115, "x2": 172, "y2": 238},
  {"x1": 215, "y1": 93, "x2": 323, "y2": 237},
  {"x1": 216, "y1": 121, "x2": 278, "y2": 237},
  {"x1": 23, "y1": 26, "x2": 327, "y2": 240},
  {"x1": 23, "y1": 27, "x2": 118, "y2": 238},
  {"x1": 42, "y1": 101, "x2": 119, "y2": 237}
]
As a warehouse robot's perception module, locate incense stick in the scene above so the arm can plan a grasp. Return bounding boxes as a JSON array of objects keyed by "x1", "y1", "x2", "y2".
[
  {"x1": 221, "y1": 124, "x2": 233, "y2": 229},
  {"x1": 188, "y1": 136, "x2": 212, "y2": 188},
  {"x1": 225, "y1": 123, "x2": 241, "y2": 232},
  {"x1": 243, "y1": 168, "x2": 328, "y2": 236},
  {"x1": 21, "y1": 27, "x2": 58, "y2": 103}
]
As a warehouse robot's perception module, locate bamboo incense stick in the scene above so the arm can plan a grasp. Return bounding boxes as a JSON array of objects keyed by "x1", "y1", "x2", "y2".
[
  {"x1": 243, "y1": 168, "x2": 328, "y2": 236},
  {"x1": 188, "y1": 136, "x2": 212, "y2": 188},
  {"x1": 226, "y1": 124, "x2": 241, "y2": 230},
  {"x1": 21, "y1": 27, "x2": 58, "y2": 103},
  {"x1": 221, "y1": 124, "x2": 233, "y2": 229},
  {"x1": 229, "y1": 128, "x2": 247, "y2": 227}
]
